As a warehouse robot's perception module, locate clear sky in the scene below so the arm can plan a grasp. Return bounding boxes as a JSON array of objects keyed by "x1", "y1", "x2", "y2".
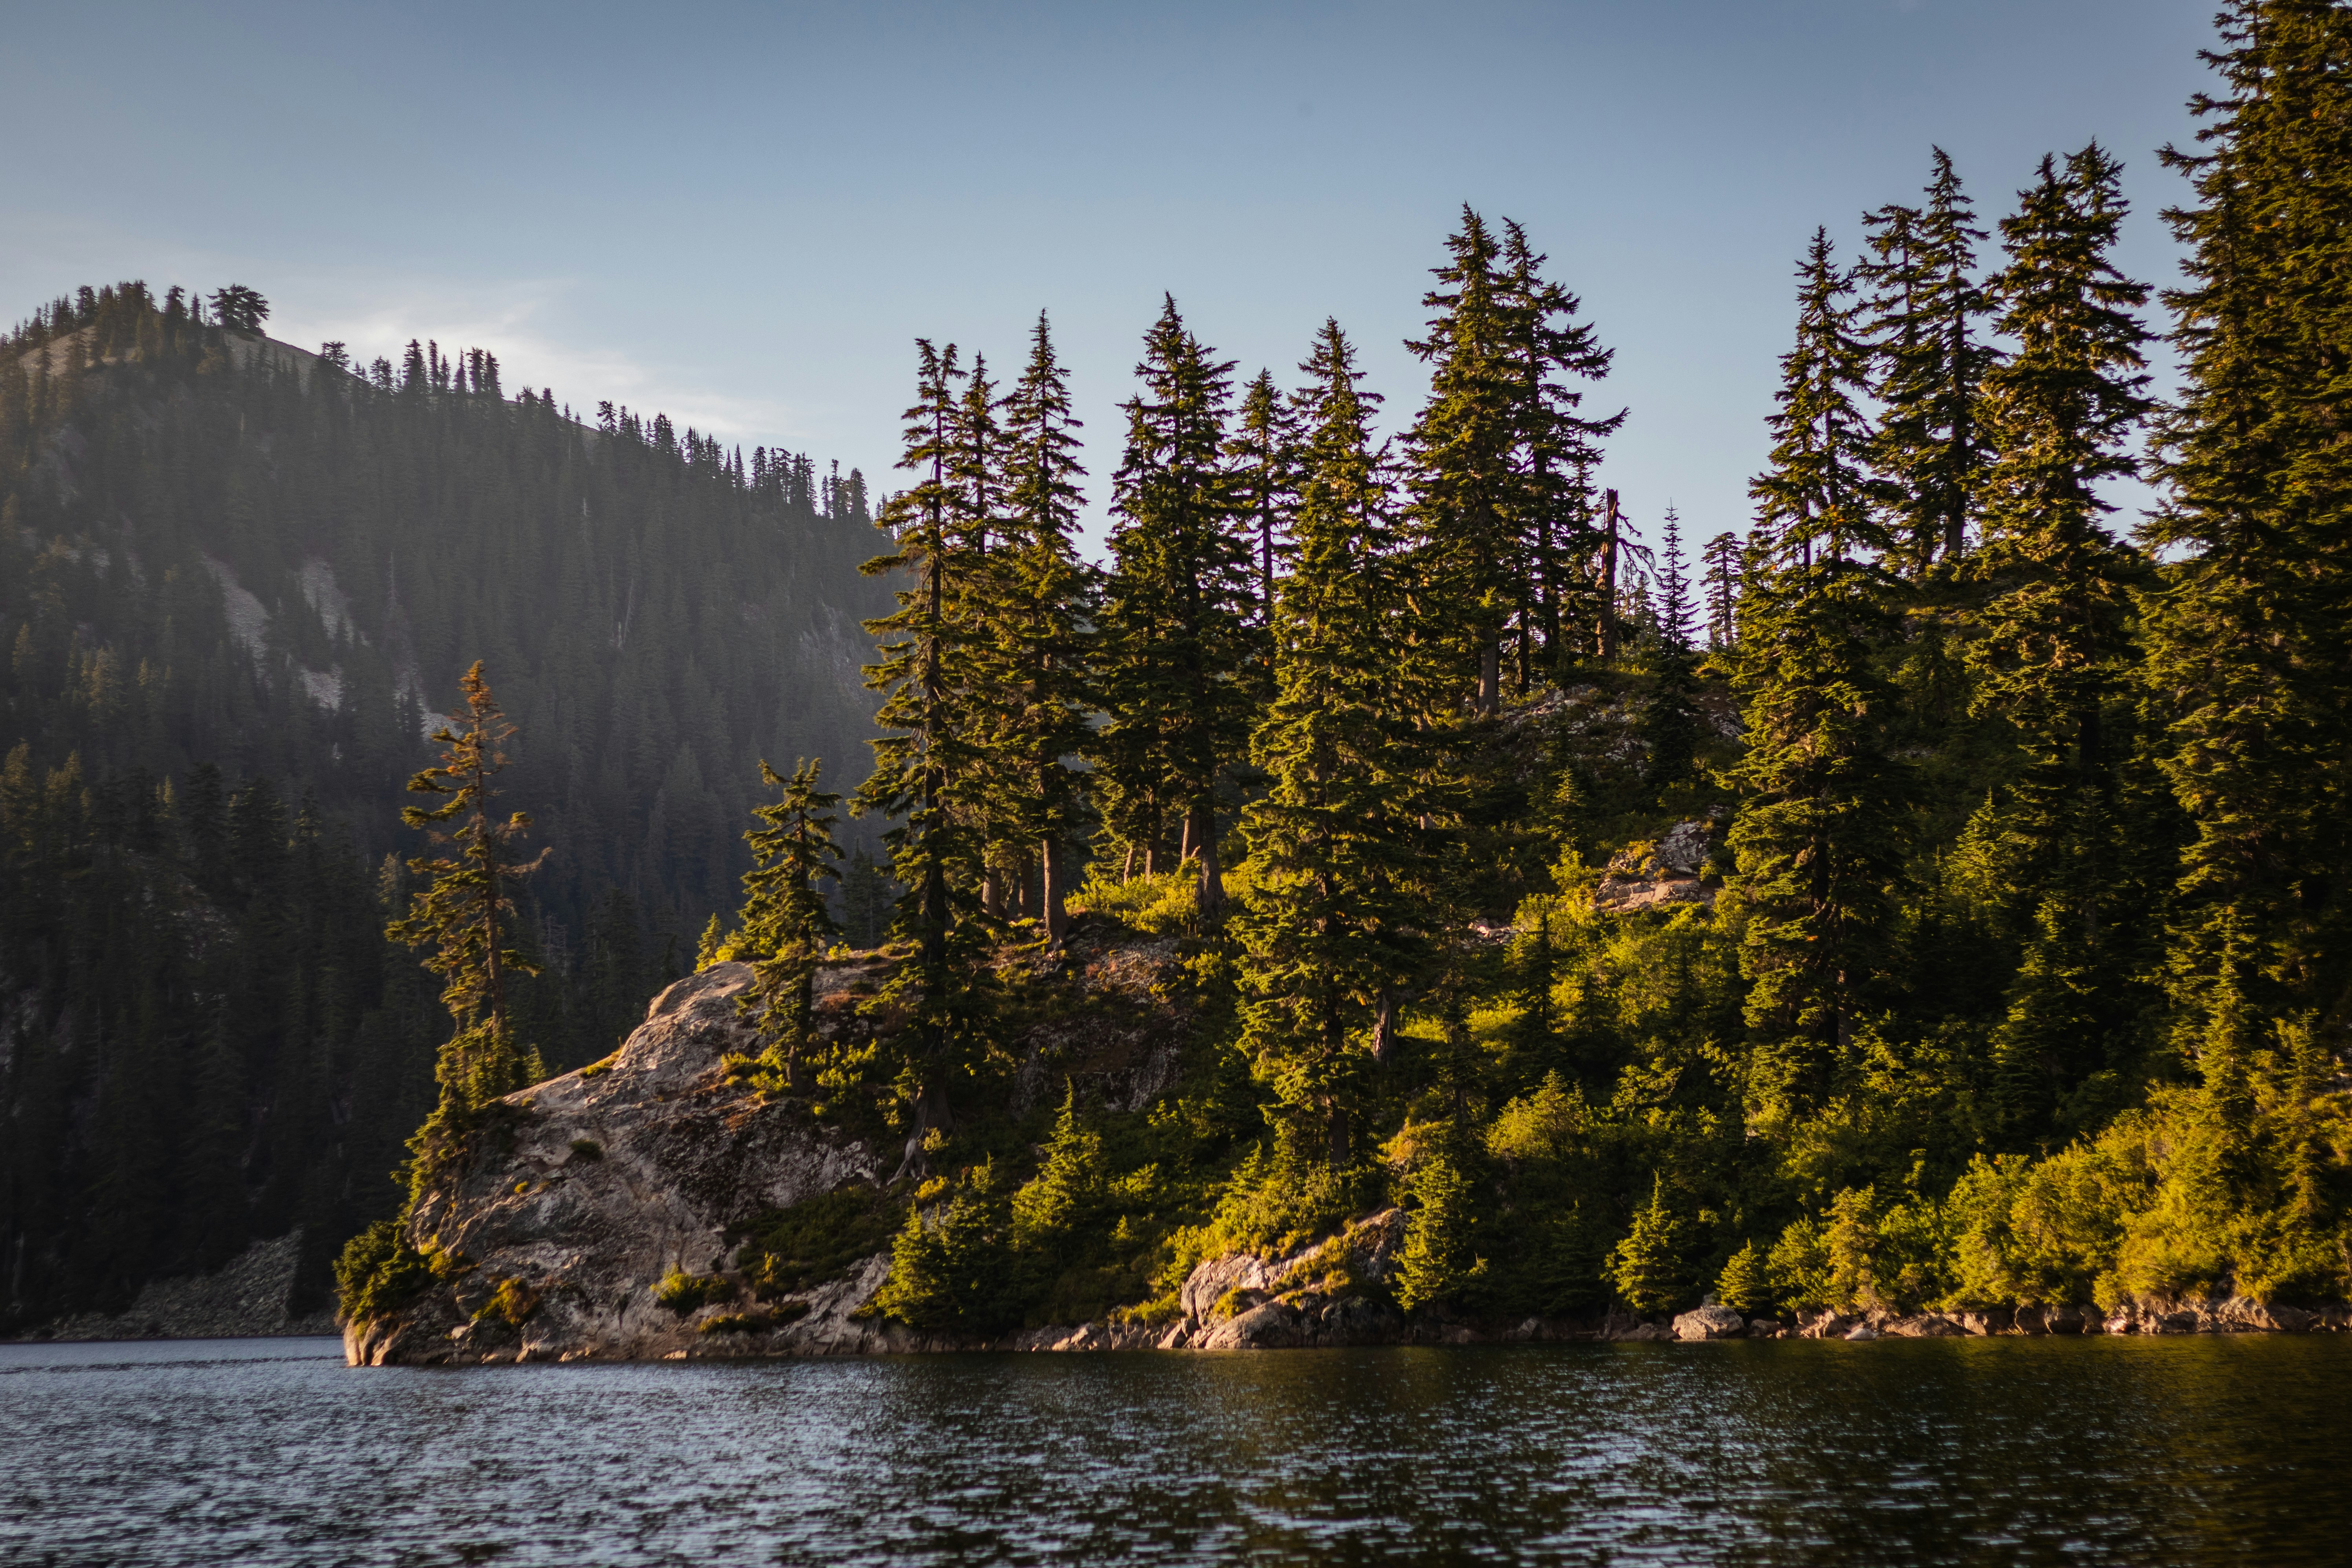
[{"x1": 2, "y1": 0, "x2": 2213, "y2": 554}]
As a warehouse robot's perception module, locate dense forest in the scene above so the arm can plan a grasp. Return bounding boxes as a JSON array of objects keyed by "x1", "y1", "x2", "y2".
[
  {"x1": 0, "y1": 295, "x2": 894, "y2": 1325},
  {"x1": 617, "y1": 0, "x2": 2346, "y2": 1334}
]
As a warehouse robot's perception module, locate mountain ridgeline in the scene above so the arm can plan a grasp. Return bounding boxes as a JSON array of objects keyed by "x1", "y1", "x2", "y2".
[{"x1": 0, "y1": 288, "x2": 894, "y2": 1325}]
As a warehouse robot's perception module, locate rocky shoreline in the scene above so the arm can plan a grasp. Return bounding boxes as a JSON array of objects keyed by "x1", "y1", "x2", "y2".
[{"x1": 340, "y1": 953, "x2": 2352, "y2": 1368}]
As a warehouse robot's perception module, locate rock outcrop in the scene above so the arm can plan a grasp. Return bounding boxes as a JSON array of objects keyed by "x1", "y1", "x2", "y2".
[{"x1": 1594, "y1": 818, "x2": 1721, "y2": 913}]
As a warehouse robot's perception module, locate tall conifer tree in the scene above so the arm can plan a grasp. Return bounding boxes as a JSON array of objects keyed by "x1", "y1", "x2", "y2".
[
  {"x1": 993, "y1": 312, "x2": 1094, "y2": 938},
  {"x1": 1096, "y1": 298, "x2": 1252, "y2": 909},
  {"x1": 1967, "y1": 145, "x2": 2157, "y2": 1121},
  {"x1": 737, "y1": 757, "x2": 844, "y2": 1081},
  {"x1": 2147, "y1": 0, "x2": 2352, "y2": 1073},
  {"x1": 1238, "y1": 321, "x2": 1430, "y2": 1162},
  {"x1": 858, "y1": 341, "x2": 985, "y2": 1161},
  {"x1": 1730, "y1": 232, "x2": 1907, "y2": 1082},
  {"x1": 1860, "y1": 149, "x2": 1996, "y2": 573},
  {"x1": 1497, "y1": 218, "x2": 1622, "y2": 678},
  {"x1": 1406, "y1": 210, "x2": 1518, "y2": 714}
]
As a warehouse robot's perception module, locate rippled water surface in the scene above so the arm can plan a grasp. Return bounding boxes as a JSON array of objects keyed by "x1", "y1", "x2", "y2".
[{"x1": 4, "y1": 1333, "x2": 2348, "y2": 1565}]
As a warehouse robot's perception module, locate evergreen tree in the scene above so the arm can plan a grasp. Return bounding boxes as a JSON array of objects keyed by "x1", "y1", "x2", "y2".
[
  {"x1": 1967, "y1": 145, "x2": 2157, "y2": 1123},
  {"x1": 1236, "y1": 321, "x2": 1431, "y2": 1162},
  {"x1": 858, "y1": 341, "x2": 987, "y2": 1163},
  {"x1": 1095, "y1": 298, "x2": 1252, "y2": 908},
  {"x1": 2146, "y1": 0, "x2": 2352, "y2": 1074},
  {"x1": 1497, "y1": 218, "x2": 1623, "y2": 678},
  {"x1": 1606, "y1": 1176, "x2": 1686, "y2": 1315},
  {"x1": 1395, "y1": 1147, "x2": 1485, "y2": 1310},
  {"x1": 1859, "y1": 149, "x2": 1996, "y2": 573},
  {"x1": 1655, "y1": 506, "x2": 1695, "y2": 650},
  {"x1": 386, "y1": 661, "x2": 544, "y2": 1117},
  {"x1": 1404, "y1": 210, "x2": 1518, "y2": 714},
  {"x1": 991, "y1": 313, "x2": 1094, "y2": 939},
  {"x1": 737, "y1": 757, "x2": 844, "y2": 1080},
  {"x1": 1225, "y1": 367, "x2": 1300, "y2": 687},
  {"x1": 1702, "y1": 532, "x2": 1743, "y2": 648},
  {"x1": 1715, "y1": 1239, "x2": 1772, "y2": 1314},
  {"x1": 1730, "y1": 232, "x2": 1907, "y2": 1081}
]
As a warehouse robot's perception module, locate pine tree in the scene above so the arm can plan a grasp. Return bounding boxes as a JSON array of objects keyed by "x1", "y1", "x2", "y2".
[
  {"x1": 386, "y1": 661, "x2": 544, "y2": 1117},
  {"x1": 1395, "y1": 1147, "x2": 1486, "y2": 1310},
  {"x1": 1225, "y1": 367, "x2": 1300, "y2": 686},
  {"x1": 1702, "y1": 532, "x2": 1743, "y2": 648},
  {"x1": 1730, "y1": 232, "x2": 1907, "y2": 1080},
  {"x1": 2145, "y1": 0, "x2": 2352, "y2": 1071},
  {"x1": 737, "y1": 757, "x2": 844, "y2": 1080},
  {"x1": 1405, "y1": 209, "x2": 1519, "y2": 714},
  {"x1": 1655, "y1": 506, "x2": 1695, "y2": 650},
  {"x1": 1860, "y1": 149, "x2": 1996, "y2": 573},
  {"x1": 1497, "y1": 218, "x2": 1623, "y2": 679},
  {"x1": 1968, "y1": 145, "x2": 2157, "y2": 1122},
  {"x1": 991, "y1": 313, "x2": 1093, "y2": 939},
  {"x1": 1606, "y1": 1175, "x2": 1686, "y2": 1315},
  {"x1": 1095, "y1": 297, "x2": 1252, "y2": 910},
  {"x1": 857, "y1": 341, "x2": 987, "y2": 1163},
  {"x1": 1715, "y1": 1239, "x2": 1773, "y2": 1315},
  {"x1": 1236, "y1": 320, "x2": 1431, "y2": 1163}
]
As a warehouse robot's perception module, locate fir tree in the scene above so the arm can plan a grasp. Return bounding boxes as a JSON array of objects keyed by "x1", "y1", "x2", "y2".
[
  {"x1": 1715, "y1": 1239, "x2": 1773, "y2": 1315},
  {"x1": 2146, "y1": 0, "x2": 2352, "y2": 1073},
  {"x1": 386, "y1": 661, "x2": 544, "y2": 1116},
  {"x1": 1095, "y1": 297, "x2": 1252, "y2": 908},
  {"x1": 1225, "y1": 367, "x2": 1300, "y2": 685},
  {"x1": 1405, "y1": 209, "x2": 1518, "y2": 714},
  {"x1": 1497, "y1": 218, "x2": 1622, "y2": 678},
  {"x1": 1607, "y1": 1176, "x2": 1686, "y2": 1315},
  {"x1": 1730, "y1": 232, "x2": 1907, "y2": 1080},
  {"x1": 1860, "y1": 149, "x2": 1996, "y2": 573},
  {"x1": 991, "y1": 313, "x2": 1093, "y2": 939},
  {"x1": 737, "y1": 757, "x2": 844, "y2": 1080},
  {"x1": 858, "y1": 340, "x2": 987, "y2": 1164},
  {"x1": 1702, "y1": 532, "x2": 1743, "y2": 648},
  {"x1": 1655, "y1": 506, "x2": 1695, "y2": 650},
  {"x1": 1236, "y1": 320, "x2": 1430, "y2": 1162},
  {"x1": 1395, "y1": 1147, "x2": 1486, "y2": 1310},
  {"x1": 1968, "y1": 145, "x2": 2156, "y2": 1122}
]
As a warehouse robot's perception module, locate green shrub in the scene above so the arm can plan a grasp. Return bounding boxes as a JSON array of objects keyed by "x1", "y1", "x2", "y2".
[
  {"x1": 654, "y1": 1269, "x2": 729, "y2": 1315},
  {"x1": 334, "y1": 1220, "x2": 433, "y2": 1327},
  {"x1": 475, "y1": 1276, "x2": 539, "y2": 1328},
  {"x1": 733, "y1": 1185, "x2": 898, "y2": 1296},
  {"x1": 1066, "y1": 868, "x2": 1198, "y2": 936},
  {"x1": 568, "y1": 1138, "x2": 603, "y2": 1161}
]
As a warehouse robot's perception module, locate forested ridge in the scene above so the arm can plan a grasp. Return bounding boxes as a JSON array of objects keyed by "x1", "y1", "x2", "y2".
[
  {"x1": 0, "y1": 290, "x2": 894, "y2": 1326},
  {"x1": 618, "y1": 0, "x2": 2348, "y2": 1336}
]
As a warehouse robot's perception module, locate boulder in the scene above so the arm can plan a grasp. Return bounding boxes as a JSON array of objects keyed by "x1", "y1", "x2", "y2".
[
  {"x1": 1843, "y1": 1323, "x2": 1880, "y2": 1341},
  {"x1": 1671, "y1": 1304, "x2": 1747, "y2": 1341},
  {"x1": 1797, "y1": 1309, "x2": 1858, "y2": 1339},
  {"x1": 1881, "y1": 1314, "x2": 1966, "y2": 1338},
  {"x1": 1745, "y1": 1318, "x2": 1786, "y2": 1338},
  {"x1": 1200, "y1": 1301, "x2": 1303, "y2": 1351}
]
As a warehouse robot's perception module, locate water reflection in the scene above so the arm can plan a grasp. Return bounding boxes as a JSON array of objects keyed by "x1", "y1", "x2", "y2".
[{"x1": 2, "y1": 1335, "x2": 2345, "y2": 1565}]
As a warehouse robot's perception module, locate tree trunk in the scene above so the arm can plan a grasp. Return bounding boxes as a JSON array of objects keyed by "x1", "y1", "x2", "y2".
[
  {"x1": 1599, "y1": 488, "x2": 1622, "y2": 662},
  {"x1": 981, "y1": 866, "x2": 1005, "y2": 918},
  {"x1": 1326, "y1": 1101, "x2": 1350, "y2": 1166},
  {"x1": 1478, "y1": 641, "x2": 1500, "y2": 717},
  {"x1": 1192, "y1": 802, "x2": 1222, "y2": 915},
  {"x1": 1040, "y1": 836, "x2": 1069, "y2": 942},
  {"x1": 1372, "y1": 991, "x2": 1398, "y2": 1062}
]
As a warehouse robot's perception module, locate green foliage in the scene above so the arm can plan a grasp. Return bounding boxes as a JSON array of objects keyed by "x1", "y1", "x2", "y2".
[
  {"x1": 334, "y1": 1220, "x2": 432, "y2": 1328},
  {"x1": 1395, "y1": 1147, "x2": 1486, "y2": 1311},
  {"x1": 654, "y1": 1269, "x2": 730, "y2": 1316},
  {"x1": 568, "y1": 1139, "x2": 603, "y2": 1161},
  {"x1": 1607, "y1": 1177, "x2": 1688, "y2": 1315},
  {"x1": 733, "y1": 1185, "x2": 900, "y2": 1298},
  {"x1": 734, "y1": 757, "x2": 844, "y2": 1078},
  {"x1": 476, "y1": 1276, "x2": 539, "y2": 1328},
  {"x1": 1715, "y1": 1241, "x2": 1772, "y2": 1315}
]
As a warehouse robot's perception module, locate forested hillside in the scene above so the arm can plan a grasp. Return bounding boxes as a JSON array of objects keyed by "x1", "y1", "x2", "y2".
[
  {"x1": 347, "y1": 0, "x2": 2352, "y2": 1342},
  {"x1": 0, "y1": 289, "x2": 894, "y2": 1325}
]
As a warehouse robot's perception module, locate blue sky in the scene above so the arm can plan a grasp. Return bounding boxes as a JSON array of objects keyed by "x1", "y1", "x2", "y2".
[{"x1": 2, "y1": 0, "x2": 2213, "y2": 553}]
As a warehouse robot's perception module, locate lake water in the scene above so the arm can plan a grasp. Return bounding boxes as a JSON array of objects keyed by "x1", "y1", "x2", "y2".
[{"x1": 3, "y1": 1334, "x2": 2346, "y2": 1566}]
